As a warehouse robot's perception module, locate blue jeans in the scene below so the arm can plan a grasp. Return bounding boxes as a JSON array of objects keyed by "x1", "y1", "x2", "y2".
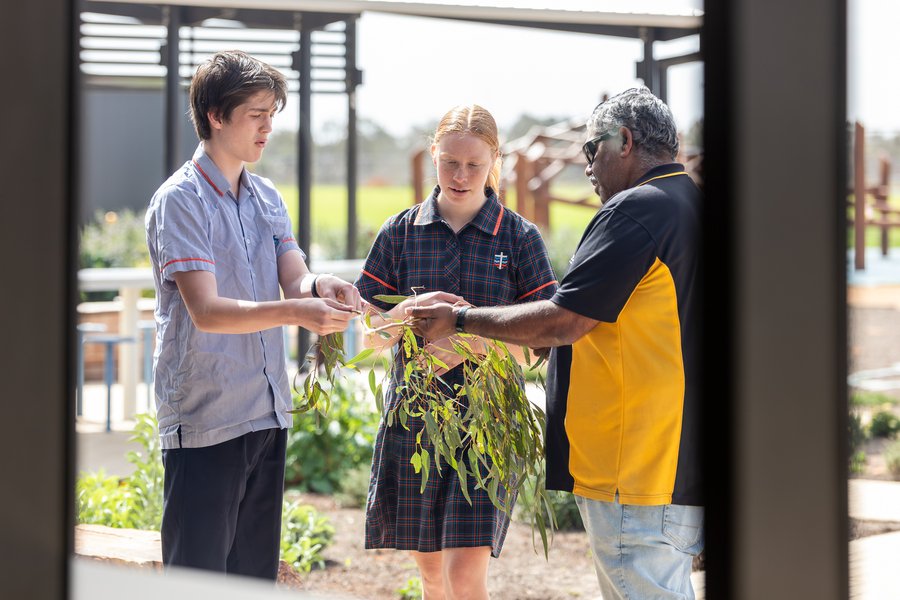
[{"x1": 575, "y1": 494, "x2": 704, "y2": 600}]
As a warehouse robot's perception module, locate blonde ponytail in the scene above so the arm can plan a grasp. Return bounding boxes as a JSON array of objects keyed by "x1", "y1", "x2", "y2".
[{"x1": 487, "y1": 154, "x2": 502, "y2": 195}]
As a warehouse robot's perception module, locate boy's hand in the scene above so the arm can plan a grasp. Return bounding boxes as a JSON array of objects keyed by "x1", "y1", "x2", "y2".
[
  {"x1": 290, "y1": 297, "x2": 356, "y2": 336},
  {"x1": 314, "y1": 275, "x2": 368, "y2": 312}
]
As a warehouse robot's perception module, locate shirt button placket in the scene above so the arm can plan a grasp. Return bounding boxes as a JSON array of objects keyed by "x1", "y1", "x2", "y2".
[{"x1": 445, "y1": 233, "x2": 461, "y2": 296}]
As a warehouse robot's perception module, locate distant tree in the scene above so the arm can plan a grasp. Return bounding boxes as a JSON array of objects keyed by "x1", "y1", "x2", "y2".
[
  {"x1": 866, "y1": 131, "x2": 900, "y2": 185},
  {"x1": 681, "y1": 119, "x2": 703, "y2": 151},
  {"x1": 253, "y1": 119, "x2": 413, "y2": 186},
  {"x1": 505, "y1": 114, "x2": 564, "y2": 142}
]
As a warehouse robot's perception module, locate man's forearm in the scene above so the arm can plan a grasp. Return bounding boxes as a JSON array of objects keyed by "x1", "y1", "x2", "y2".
[{"x1": 463, "y1": 300, "x2": 584, "y2": 348}]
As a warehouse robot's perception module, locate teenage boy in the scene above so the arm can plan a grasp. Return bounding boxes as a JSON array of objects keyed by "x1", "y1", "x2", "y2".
[{"x1": 145, "y1": 50, "x2": 364, "y2": 580}]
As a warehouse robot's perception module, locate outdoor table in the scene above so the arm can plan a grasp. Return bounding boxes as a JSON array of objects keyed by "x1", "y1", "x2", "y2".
[
  {"x1": 78, "y1": 268, "x2": 154, "y2": 420},
  {"x1": 82, "y1": 333, "x2": 137, "y2": 432},
  {"x1": 76, "y1": 322, "x2": 108, "y2": 417}
]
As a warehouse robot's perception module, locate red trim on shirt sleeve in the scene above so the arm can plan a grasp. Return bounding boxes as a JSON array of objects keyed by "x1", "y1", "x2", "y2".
[
  {"x1": 161, "y1": 258, "x2": 215, "y2": 273},
  {"x1": 192, "y1": 160, "x2": 224, "y2": 196},
  {"x1": 282, "y1": 238, "x2": 296, "y2": 244},
  {"x1": 362, "y1": 269, "x2": 398, "y2": 292},
  {"x1": 492, "y1": 204, "x2": 505, "y2": 236},
  {"x1": 519, "y1": 280, "x2": 556, "y2": 299}
]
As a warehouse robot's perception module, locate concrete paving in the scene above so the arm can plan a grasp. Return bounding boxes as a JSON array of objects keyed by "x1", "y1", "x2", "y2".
[{"x1": 848, "y1": 248, "x2": 900, "y2": 287}]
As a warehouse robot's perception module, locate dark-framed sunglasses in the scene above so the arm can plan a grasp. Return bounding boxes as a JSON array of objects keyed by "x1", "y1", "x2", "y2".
[{"x1": 582, "y1": 131, "x2": 618, "y2": 165}]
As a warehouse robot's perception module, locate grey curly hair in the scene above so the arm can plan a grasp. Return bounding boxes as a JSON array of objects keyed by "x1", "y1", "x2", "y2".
[{"x1": 587, "y1": 87, "x2": 679, "y2": 168}]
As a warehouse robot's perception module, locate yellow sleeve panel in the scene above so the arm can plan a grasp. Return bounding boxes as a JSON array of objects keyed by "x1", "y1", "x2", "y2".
[{"x1": 565, "y1": 258, "x2": 686, "y2": 505}]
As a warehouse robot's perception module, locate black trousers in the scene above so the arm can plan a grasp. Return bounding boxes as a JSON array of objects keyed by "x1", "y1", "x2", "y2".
[{"x1": 160, "y1": 427, "x2": 287, "y2": 579}]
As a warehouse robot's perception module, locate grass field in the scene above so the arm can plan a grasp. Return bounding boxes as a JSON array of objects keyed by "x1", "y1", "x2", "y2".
[
  {"x1": 847, "y1": 195, "x2": 900, "y2": 248},
  {"x1": 279, "y1": 185, "x2": 900, "y2": 256},
  {"x1": 279, "y1": 184, "x2": 599, "y2": 237}
]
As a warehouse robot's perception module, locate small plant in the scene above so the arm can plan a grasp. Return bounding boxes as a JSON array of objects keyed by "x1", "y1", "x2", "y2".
[
  {"x1": 280, "y1": 500, "x2": 335, "y2": 573},
  {"x1": 884, "y1": 439, "x2": 900, "y2": 479},
  {"x1": 396, "y1": 577, "x2": 423, "y2": 600},
  {"x1": 851, "y1": 451, "x2": 867, "y2": 475},
  {"x1": 869, "y1": 411, "x2": 900, "y2": 438}
]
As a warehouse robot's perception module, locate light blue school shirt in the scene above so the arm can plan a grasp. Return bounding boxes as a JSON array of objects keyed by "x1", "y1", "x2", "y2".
[{"x1": 145, "y1": 144, "x2": 303, "y2": 449}]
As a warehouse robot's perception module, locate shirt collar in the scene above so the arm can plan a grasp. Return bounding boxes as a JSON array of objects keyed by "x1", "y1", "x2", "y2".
[
  {"x1": 414, "y1": 185, "x2": 505, "y2": 236},
  {"x1": 632, "y1": 162, "x2": 686, "y2": 188},
  {"x1": 191, "y1": 144, "x2": 253, "y2": 199}
]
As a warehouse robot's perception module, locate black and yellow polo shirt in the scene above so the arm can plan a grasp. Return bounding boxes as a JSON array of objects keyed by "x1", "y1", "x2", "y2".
[{"x1": 545, "y1": 163, "x2": 702, "y2": 506}]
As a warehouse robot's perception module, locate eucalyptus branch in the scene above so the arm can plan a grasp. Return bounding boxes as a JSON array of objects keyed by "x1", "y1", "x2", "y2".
[
  {"x1": 364, "y1": 294, "x2": 557, "y2": 558},
  {"x1": 291, "y1": 329, "x2": 374, "y2": 426}
]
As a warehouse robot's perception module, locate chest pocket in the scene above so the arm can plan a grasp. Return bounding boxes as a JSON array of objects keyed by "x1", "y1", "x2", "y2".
[{"x1": 257, "y1": 215, "x2": 292, "y2": 260}]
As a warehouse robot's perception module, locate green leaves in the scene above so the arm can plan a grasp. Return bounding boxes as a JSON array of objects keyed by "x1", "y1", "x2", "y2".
[
  {"x1": 364, "y1": 316, "x2": 557, "y2": 557},
  {"x1": 298, "y1": 307, "x2": 558, "y2": 558},
  {"x1": 280, "y1": 500, "x2": 335, "y2": 572},
  {"x1": 292, "y1": 333, "x2": 374, "y2": 421},
  {"x1": 373, "y1": 294, "x2": 411, "y2": 305},
  {"x1": 75, "y1": 413, "x2": 163, "y2": 531}
]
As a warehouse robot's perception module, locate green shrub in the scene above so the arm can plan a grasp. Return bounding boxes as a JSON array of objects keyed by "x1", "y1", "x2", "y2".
[
  {"x1": 516, "y1": 473, "x2": 584, "y2": 531},
  {"x1": 869, "y1": 411, "x2": 900, "y2": 438},
  {"x1": 80, "y1": 209, "x2": 151, "y2": 269},
  {"x1": 849, "y1": 411, "x2": 869, "y2": 452},
  {"x1": 76, "y1": 413, "x2": 163, "y2": 530},
  {"x1": 77, "y1": 413, "x2": 335, "y2": 570},
  {"x1": 285, "y1": 381, "x2": 380, "y2": 494},
  {"x1": 79, "y1": 209, "x2": 153, "y2": 301},
  {"x1": 884, "y1": 439, "x2": 900, "y2": 479},
  {"x1": 280, "y1": 500, "x2": 335, "y2": 573},
  {"x1": 851, "y1": 391, "x2": 900, "y2": 407},
  {"x1": 334, "y1": 461, "x2": 372, "y2": 509},
  {"x1": 396, "y1": 577, "x2": 423, "y2": 600}
]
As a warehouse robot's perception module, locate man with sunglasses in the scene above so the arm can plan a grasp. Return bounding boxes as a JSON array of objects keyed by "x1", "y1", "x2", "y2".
[{"x1": 409, "y1": 87, "x2": 704, "y2": 599}]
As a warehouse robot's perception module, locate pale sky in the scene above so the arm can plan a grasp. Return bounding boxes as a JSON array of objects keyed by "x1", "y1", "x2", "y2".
[
  {"x1": 847, "y1": 0, "x2": 900, "y2": 134},
  {"x1": 275, "y1": 0, "x2": 896, "y2": 141},
  {"x1": 280, "y1": 0, "x2": 705, "y2": 139}
]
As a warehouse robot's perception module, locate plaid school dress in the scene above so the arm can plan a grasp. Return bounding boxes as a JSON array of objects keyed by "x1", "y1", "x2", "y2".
[{"x1": 355, "y1": 186, "x2": 558, "y2": 557}]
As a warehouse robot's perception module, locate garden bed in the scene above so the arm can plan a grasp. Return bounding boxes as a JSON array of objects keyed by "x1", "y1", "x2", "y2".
[{"x1": 285, "y1": 492, "x2": 602, "y2": 600}]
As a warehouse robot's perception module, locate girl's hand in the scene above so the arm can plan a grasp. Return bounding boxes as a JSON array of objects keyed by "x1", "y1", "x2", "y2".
[{"x1": 424, "y1": 336, "x2": 467, "y2": 376}]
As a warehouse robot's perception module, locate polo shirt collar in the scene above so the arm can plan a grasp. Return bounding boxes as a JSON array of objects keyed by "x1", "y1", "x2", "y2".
[
  {"x1": 191, "y1": 143, "x2": 234, "y2": 198},
  {"x1": 415, "y1": 185, "x2": 505, "y2": 236},
  {"x1": 632, "y1": 162, "x2": 686, "y2": 188}
]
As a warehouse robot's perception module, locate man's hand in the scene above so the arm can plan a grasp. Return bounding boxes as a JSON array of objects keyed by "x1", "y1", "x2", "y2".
[
  {"x1": 314, "y1": 275, "x2": 367, "y2": 312},
  {"x1": 407, "y1": 302, "x2": 459, "y2": 342},
  {"x1": 362, "y1": 291, "x2": 465, "y2": 351}
]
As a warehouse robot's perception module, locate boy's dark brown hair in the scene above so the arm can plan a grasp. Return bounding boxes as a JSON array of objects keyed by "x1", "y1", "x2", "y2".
[{"x1": 189, "y1": 50, "x2": 288, "y2": 140}]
